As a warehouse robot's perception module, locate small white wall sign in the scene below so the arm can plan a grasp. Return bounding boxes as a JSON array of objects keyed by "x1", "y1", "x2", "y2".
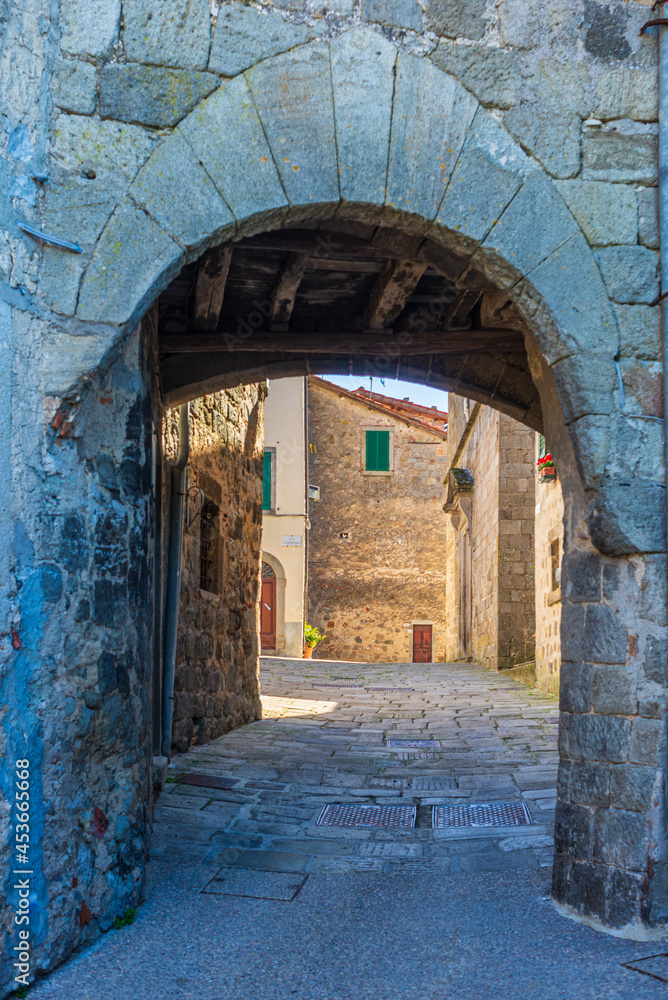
[{"x1": 282, "y1": 535, "x2": 302, "y2": 547}]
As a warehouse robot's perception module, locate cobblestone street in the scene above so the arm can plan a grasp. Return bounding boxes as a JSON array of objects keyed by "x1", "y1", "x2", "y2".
[{"x1": 28, "y1": 660, "x2": 668, "y2": 999}]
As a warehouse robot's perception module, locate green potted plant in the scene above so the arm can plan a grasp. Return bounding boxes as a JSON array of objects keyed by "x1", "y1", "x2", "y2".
[
  {"x1": 303, "y1": 623, "x2": 326, "y2": 659},
  {"x1": 537, "y1": 453, "x2": 556, "y2": 482}
]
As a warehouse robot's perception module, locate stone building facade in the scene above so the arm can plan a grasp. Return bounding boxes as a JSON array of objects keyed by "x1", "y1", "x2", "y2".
[
  {"x1": 307, "y1": 377, "x2": 449, "y2": 663},
  {"x1": 2, "y1": 0, "x2": 668, "y2": 987},
  {"x1": 168, "y1": 387, "x2": 264, "y2": 754},
  {"x1": 444, "y1": 396, "x2": 537, "y2": 672}
]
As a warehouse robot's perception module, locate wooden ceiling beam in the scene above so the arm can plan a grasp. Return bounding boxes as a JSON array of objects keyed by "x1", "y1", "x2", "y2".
[
  {"x1": 363, "y1": 259, "x2": 428, "y2": 331},
  {"x1": 192, "y1": 245, "x2": 233, "y2": 331},
  {"x1": 271, "y1": 252, "x2": 310, "y2": 330}
]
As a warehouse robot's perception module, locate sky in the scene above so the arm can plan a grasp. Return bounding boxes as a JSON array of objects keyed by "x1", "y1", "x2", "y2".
[{"x1": 316, "y1": 375, "x2": 449, "y2": 413}]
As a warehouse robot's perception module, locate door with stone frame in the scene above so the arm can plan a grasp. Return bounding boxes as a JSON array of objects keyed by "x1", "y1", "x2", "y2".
[
  {"x1": 413, "y1": 624, "x2": 433, "y2": 663},
  {"x1": 260, "y1": 563, "x2": 277, "y2": 650}
]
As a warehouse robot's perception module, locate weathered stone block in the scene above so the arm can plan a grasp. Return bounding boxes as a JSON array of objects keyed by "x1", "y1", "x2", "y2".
[
  {"x1": 555, "y1": 180, "x2": 637, "y2": 247},
  {"x1": 60, "y1": 0, "x2": 120, "y2": 58},
  {"x1": 246, "y1": 43, "x2": 339, "y2": 214},
  {"x1": 504, "y1": 99, "x2": 580, "y2": 180},
  {"x1": 360, "y1": 0, "x2": 422, "y2": 31},
  {"x1": 588, "y1": 481, "x2": 667, "y2": 557},
  {"x1": 615, "y1": 304, "x2": 661, "y2": 361},
  {"x1": 583, "y1": 604, "x2": 628, "y2": 665},
  {"x1": 566, "y1": 713, "x2": 632, "y2": 763},
  {"x1": 630, "y1": 717, "x2": 664, "y2": 766},
  {"x1": 386, "y1": 52, "x2": 476, "y2": 224},
  {"x1": 124, "y1": 0, "x2": 211, "y2": 70},
  {"x1": 591, "y1": 665, "x2": 637, "y2": 715},
  {"x1": 644, "y1": 636, "x2": 668, "y2": 686},
  {"x1": 594, "y1": 66, "x2": 658, "y2": 123},
  {"x1": 638, "y1": 187, "x2": 659, "y2": 250},
  {"x1": 583, "y1": 132, "x2": 658, "y2": 184},
  {"x1": 52, "y1": 59, "x2": 97, "y2": 115},
  {"x1": 560, "y1": 663, "x2": 593, "y2": 714},
  {"x1": 129, "y1": 132, "x2": 235, "y2": 251},
  {"x1": 640, "y1": 555, "x2": 668, "y2": 627},
  {"x1": 551, "y1": 353, "x2": 616, "y2": 424},
  {"x1": 584, "y1": 0, "x2": 631, "y2": 61},
  {"x1": 78, "y1": 198, "x2": 184, "y2": 327},
  {"x1": 561, "y1": 605, "x2": 586, "y2": 662},
  {"x1": 559, "y1": 758, "x2": 611, "y2": 807},
  {"x1": 424, "y1": 0, "x2": 486, "y2": 40},
  {"x1": 209, "y1": 4, "x2": 315, "y2": 77},
  {"x1": 99, "y1": 64, "x2": 219, "y2": 128},
  {"x1": 593, "y1": 808, "x2": 649, "y2": 872},
  {"x1": 566, "y1": 553, "x2": 602, "y2": 603},
  {"x1": 179, "y1": 75, "x2": 288, "y2": 229},
  {"x1": 436, "y1": 141, "x2": 523, "y2": 246},
  {"x1": 554, "y1": 801, "x2": 594, "y2": 861},
  {"x1": 530, "y1": 58, "x2": 590, "y2": 118},
  {"x1": 610, "y1": 763, "x2": 658, "y2": 813},
  {"x1": 330, "y1": 28, "x2": 396, "y2": 210},
  {"x1": 595, "y1": 246, "x2": 659, "y2": 305},
  {"x1": 430, "y1": 42, "x2": 520, "y2": 110}
]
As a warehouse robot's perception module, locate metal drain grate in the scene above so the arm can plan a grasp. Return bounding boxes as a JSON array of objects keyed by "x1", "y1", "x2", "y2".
[
  {"x1": 622, "y1": 954, "x2": 668, "y2": 984},
  {"x1": 316, "y1": 683, "x2": 364, "y2": 689},
  {"x1": 368, "y1": 687, "x2": 415, "y2": 692},
  {"x1": 203, "y1": 867, "x2": 307, "y2": 901},
  {"x1": 433, "y1": 802, "x2": 532, "y2": 828},
  {"x1": 387, "y1": 739, "x2": 442, "y2": 749},
  {"x1": 317, "y1": 804, "x2": 417, "y2": 828},
  {"x1": 177, "y1": 773, "x2": 238, "y2": 790}
]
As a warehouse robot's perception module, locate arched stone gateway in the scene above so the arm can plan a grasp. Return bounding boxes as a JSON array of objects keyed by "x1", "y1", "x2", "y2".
[{"x1": 1, "y1": 6, "x2": 667, "y2": 989}]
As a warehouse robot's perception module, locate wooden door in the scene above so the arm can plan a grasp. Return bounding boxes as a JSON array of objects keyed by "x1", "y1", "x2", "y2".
[
  {"x1": 260, "y1": 564, "x2": 276, "y2": 650},
  {"x1": 413, "y1": 624, "x2": 432, "y2": 663}
]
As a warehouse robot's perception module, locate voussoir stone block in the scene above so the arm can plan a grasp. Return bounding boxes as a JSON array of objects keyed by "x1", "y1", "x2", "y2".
[
  {"x1": 583, "y1": 131, "x2": 658, "y2": 185},
  {"x1": 503, "y1": 99, "x2": 581, "y2": 180},
  {"x1": 595, "y1": 246, "x2": 660, "y2": 305},
  {"x1": 436, "y1": 109, "x2": 525, "y2": 245},
  {"x1": 246, "y1": 43, "x2": 339, "y2": 214},
  {"x1": 77, "y1": 198, "x2": 184, "y2": 327},
  {"x1": 386, "y1": 53, "x2": 477, "y2": 226},
  {"x1": 179, "y1": 75, "x2": 288, "y2": 229},
  {"x1": 124, "y1": 0, "x2": 211, "y2": 71},
  {"x1": 550, "y1": 353, "x2": 617, "y2": 424},
  {"x1": 52, "y1": 59, "x2": 97, "y2": 115},
  {"x1": 209, "y1": 4, "x2": 316, "y2": 77},
  {"x1": 555, "y1": 180, "x2": 638, "y2": 247},
  {"x1": 330, "y1": 28, "x2": 396, "y2": 211},
  {"x1": 99, "y1": 64, "x2": 220, "y2": 128},
  {"x1": 129, "y1": 132, "x2": 235, "y2": 251},
  {"x1": 60, "y1": 0, "x2": 120, "y2": 58},
  {"x1": 360, "y1": 0, "x2": 422, "y2": 31},
  {"x1": 430, "y1": 42, "x2": 520, "y2": 110},
  {"x1": 638, "y1": 187, "x2": 659, "y2": 250}
]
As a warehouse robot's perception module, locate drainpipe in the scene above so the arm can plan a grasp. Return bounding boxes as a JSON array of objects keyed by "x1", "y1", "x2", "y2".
[{"x1": 161, "y1": 403, "x2": 190, "y2": 759}]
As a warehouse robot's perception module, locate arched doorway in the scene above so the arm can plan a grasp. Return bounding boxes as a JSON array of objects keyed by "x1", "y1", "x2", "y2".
[
  {"x1": 260, "y1": 562, "x2": 276, "y2": 652},
  {"x1": 26, "y1": 26, "x2": 667, "y2": 957}
]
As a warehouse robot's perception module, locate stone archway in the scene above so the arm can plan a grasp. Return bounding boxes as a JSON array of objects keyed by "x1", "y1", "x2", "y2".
[{"x1": 11, "y1": 21, "x2": 667, "y2": 969}]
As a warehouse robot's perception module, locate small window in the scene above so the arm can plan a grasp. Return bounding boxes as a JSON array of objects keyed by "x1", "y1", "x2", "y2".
[
  {"x1": 262, "y1": 449, "x2": 274, "y2": 511},
  {"x1": 199, "y1": 499, "x2": 220, "y2": 593},
  {"x1": 550, "y1": 537, "x2": 561, "y2": 594},
  {"x1": 365, "y1": 429, "x2": 391, "y2": 472},
  {"x1": 538, "y1": 434, "x2": 546, "y2": 459}
]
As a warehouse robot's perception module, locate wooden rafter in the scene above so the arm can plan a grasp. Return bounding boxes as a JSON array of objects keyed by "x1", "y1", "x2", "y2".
[
  {"x1": 192, "y1": 245, "x2": 233, "y2": 331},
  {"x1": 271, "y1": 252, "x2": 310, "y2": 330},
  {"x1": 363, "y1": 259, "x2": 428, "y2": 331}
]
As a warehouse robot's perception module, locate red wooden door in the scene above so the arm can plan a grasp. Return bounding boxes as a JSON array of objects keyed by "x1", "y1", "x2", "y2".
[
  {"x1": 260, "y1": 567, "x2": 276, "y2": 650},
  {"x1": 413, "y1": 624, "x2": 432, "y2": 663}
]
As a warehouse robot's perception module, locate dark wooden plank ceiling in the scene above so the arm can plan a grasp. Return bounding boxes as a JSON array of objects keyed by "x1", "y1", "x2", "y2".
[{"x1": 156, "y1": 225, "x2": 542, "y2": 431}]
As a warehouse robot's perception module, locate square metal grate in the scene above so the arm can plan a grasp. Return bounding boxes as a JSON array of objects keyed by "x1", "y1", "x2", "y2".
[
  {"x1": 433, "y1": 802, "x2": 533, "y2": 828},
  {"x1": 317, "y1": 804, "x2": 417, "y2": 828},
  {"x1": 177, "y1": 773, "x2": 238, "y2": 790},
  {"x1": 387, "y1": 739, "x2": 441, "y2": 749},
  {"x1": 622, "y1": 954, "x2": 668, "y2": 983}
]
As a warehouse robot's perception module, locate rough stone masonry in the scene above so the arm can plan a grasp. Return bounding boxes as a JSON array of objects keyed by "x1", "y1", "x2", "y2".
[{"x1": 0, "y1": 0, "x2": 667, "y2": 992}]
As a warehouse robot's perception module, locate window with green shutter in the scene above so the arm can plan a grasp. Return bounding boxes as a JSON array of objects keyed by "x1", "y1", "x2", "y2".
[
  {"x1": 365, "y1": 430, "x2": 391, "y2": 472},
  {"x1": 262, "y1": 450, "x2": 273, "y2": 511}
]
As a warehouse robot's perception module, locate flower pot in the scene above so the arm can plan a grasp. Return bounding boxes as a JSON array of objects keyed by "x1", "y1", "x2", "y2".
[
  {"x1": 303, "y1": 645, "x2": 314, "y2": 659},
  {"x1": 540, "y1": 466, "x2": 556, "y2": 481}
]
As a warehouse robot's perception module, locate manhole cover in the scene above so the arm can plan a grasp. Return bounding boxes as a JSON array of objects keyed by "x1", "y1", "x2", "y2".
[
  {"x1": 387, "y1": 739, "x2": 441, "y2": 749},
  {"x1": 368, "y1": 687, "x2": 415, "y2": 692},
  {"x1": 433, "y1": 802, "x2": 532, "y2": 828},
  {"x1": 623, "y1": 954, "x2": 668, "y2": 983},
  {"x1": 177, "y1": 773, "x2": 238, "y2": 790},
  {"x1": 317, "y1": 804, "x2": 417, "y2": 828},
  {"x1": 203, "y1": 867, "x2": 308, "y2": 901}
]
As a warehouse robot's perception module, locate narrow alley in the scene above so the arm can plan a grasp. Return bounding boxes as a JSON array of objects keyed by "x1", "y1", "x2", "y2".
[{"x1": 27, "y1": 660, "x2": 665, "y2": 1000}]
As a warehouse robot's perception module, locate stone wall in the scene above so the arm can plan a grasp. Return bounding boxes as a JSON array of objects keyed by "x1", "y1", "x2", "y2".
[
  {"x1": 168, "y1": 388, "x2": 264, "y2": 754},
  {"x1": 444, "y1": 397, "x2": 536, "y2": 671},
  {"x1": 307, "y1": 380, "x2": 449, "y2": 663},
  {"x1": 535, "y1": 444, "x2": 566, "y2": 695}
]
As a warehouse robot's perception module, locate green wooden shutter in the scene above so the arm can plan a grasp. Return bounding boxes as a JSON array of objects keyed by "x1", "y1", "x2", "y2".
[
  {"x1": 262, "y1": 451, "x2": 272, "y2": 510},
  {"x1": 366, "y1": 430, "x2": 390, "y2": 471}
]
